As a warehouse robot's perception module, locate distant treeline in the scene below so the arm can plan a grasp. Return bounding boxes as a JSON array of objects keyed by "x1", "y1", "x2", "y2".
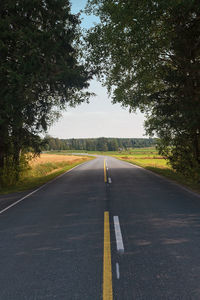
[{"x1": 43, "y1": 136, "x2": 156, "y2": 151}]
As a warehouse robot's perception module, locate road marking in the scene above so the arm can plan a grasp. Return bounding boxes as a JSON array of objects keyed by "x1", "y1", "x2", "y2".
[
  {"x1": 116, "y1": 262, "x2": 120, "y2": 279},
  {"x1": 108, "y1": 177, "x2": 112, "y2": 184},
  {"x1": 104, "y1": 159, "x2": 107, "y2": 183},
  {"x1": 123, "y1": 159, "x2": 200, "y2": 199},
  {"x1": 113, "y1": 216, "x2": 124, "y2": 254},
  {"x1": 103, "y1": 212, "x2": 113, "y2": 300},
  {"x1": 0, "y1": 161, "x2": 89, "y2": 215}
]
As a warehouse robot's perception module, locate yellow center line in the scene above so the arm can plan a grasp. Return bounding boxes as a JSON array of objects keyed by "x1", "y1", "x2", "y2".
[
  {"x1": 104, "y1": 159, "x2": 107, "y2": 183},
  {"x1": 103, "y1": 211, "x2": 113, "y2": 300}
]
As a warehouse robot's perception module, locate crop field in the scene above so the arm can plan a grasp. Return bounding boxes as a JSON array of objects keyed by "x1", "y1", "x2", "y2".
[
  {"x1": 28, "y1": 154, "x2": 89, "y2": 177},
  {"x1": 113, "y1": 147, "x2": 168, "y2": 169},
  {"x1": 112, "y1": 149, "x2": 169, "y2": 176},
  {"x1": 30, "y1": 153, "x2": 87, "y2": 167},
  {"x1": 46, "y1": 147, "x2": 158, "y2": 157}
]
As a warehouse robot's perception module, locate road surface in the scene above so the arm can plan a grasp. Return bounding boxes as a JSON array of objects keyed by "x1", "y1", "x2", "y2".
[{"x1": 0, "y1": 156, "x2": 200, "y2": 299}]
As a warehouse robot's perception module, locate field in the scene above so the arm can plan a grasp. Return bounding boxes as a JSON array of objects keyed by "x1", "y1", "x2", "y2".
[
  {"x1": 112, "y1": 147, "x2": 168, "y2": 169},
  {"x1": 0, "y1": 154, "x2": 91, "y2": 194},
  {"x1": 27, "y1": 154, "x2": 89, "y2": 177},
  {"x1": 117, "y1": 156, "x2": 168, "y2": 168},
  {"x1": 45, "y1": 147, "x2": 158, "y2": 157}
]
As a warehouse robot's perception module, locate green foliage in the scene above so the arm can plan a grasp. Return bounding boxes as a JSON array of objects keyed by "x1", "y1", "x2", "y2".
[
  {"x1": 43, "y1": 136, "x2": 156, "y2": 151},
  {"x1": 85, "y1": 0, "x2": 200, "y2": 180},
  {"x1": 157, "y1": 135, "x2": 200, "y2": 181},
  {"x1": 0, "y1": 152, "x2": 30, "y2": 187},
  {"x1": 0, "y1": 0, "x2": 92, "y2": 186}
]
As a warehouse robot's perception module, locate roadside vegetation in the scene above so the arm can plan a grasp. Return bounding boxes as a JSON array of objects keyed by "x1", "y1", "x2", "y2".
[
  {"x1": 46, "y1": 146, "x2": 158, "y2": 156},
  {"x1": 85, "y1": 0, "x2": 200, "y2": 183},
  {"x1": 0, "y1": 1, "x2": 92, "y2": 188},
  {"x1": 0, "y1": 154, "x2": 92, "y2": 194},
  {"x1": 1, "y1": 1, "x2": 199, "y2": 192}
]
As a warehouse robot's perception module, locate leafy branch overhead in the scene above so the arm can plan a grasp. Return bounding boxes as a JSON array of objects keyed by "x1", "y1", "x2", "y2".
[
  {"x1": 0, "y1": 0, "x2": 92, "y2": 185},
  {"x1": 85, "y1": 0, "x2": 200, "y2": 180}
]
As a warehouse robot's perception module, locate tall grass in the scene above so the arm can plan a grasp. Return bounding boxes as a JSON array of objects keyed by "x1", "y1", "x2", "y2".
[{"x1": 0, "y1": 154, "x2": 92, "y2": 194}]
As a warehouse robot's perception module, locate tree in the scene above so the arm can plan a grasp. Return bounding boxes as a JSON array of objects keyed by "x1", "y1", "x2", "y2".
[
  {"x1": 0, "y1": 0, "x2": 92, "y2": 185},
  {"x1": 43, "y1": 136, "x2": 156, "y2": 151},
  {"x1": 107, "y1": 138, "x2": 118, "y2": 151},
  {"x1": 85, "y1": 0, "x2": 200, "y2": 180},
  {"x1": 97, "y1": 138, "x2": 108, "y2": 151}
]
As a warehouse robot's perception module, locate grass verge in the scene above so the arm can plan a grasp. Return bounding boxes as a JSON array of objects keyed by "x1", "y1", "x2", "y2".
[
  {"x1": 0, "y1": 156, "x2": 93, "y2": 194},
  {"x1": 44, "y1": 147, "x2": 158, "y2": 157}
]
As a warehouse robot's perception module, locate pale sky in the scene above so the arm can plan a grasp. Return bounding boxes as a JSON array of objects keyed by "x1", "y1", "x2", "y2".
[{"x1": 48, "y1": 0, "x2": 146, "y2": 139}]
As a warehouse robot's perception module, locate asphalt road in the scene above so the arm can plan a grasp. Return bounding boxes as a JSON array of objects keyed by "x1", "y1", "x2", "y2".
[{"x1": 0, "y1": 156, "x2": 200, "y2": 299}]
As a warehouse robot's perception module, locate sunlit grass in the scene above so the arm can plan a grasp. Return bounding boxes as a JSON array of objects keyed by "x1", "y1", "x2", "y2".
[
  {"x1": 46, "y1": 147, "x2": 158, "y2": 156},
  {"x1": 0, "y1": 154, "x2": 92, "y2": 194},
  {"x1": 119, "y1": 157, "x2": 168, "y2": 168}
]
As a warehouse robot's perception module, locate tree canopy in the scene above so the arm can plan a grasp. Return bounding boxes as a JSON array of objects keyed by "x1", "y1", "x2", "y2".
[
  {"x1": 85, "y1": 0, "x2": 200, "y2": 180},
  {"x1": 43, "y1": 136, "x2": 156, "y2": 151},
  {"x1": 0, "y1": 0, "x2": 92, "y2": 185}
]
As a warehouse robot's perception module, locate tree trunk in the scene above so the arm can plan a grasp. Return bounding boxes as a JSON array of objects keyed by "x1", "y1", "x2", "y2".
[
  {"x1": 13, "y1": 143, "x2": 21, "y2": 182},
  {"x1": 0, "y1": 137, "x2": 5, "y2": 188},
  {"x1": 194, "y1": 131, "x2": 200, "y2": 165}
]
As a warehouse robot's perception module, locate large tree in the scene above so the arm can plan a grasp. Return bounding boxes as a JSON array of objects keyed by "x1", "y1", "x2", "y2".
[
  {"x1": 0, "y1": 0, "x2": 92, "y2": 184},
  {"x1": 85, "y1": 0, "x2": 200, "y2": 180}
]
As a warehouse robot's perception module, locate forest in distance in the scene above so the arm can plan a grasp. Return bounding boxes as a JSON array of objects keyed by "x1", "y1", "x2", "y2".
[{"x1": 43, "y1": 137, "x2": 156, "y2": 152}]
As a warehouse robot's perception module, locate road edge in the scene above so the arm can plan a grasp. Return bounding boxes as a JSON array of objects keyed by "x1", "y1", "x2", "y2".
[
  {"x1": 0, "y1": 159, "x2": 94, "y2": 215},
  {"x1": 114, "y1": 157, "x2": 200, "y2": 199}
]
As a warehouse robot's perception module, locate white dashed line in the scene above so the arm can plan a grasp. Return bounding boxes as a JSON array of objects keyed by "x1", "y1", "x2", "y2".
[
  {"x1": 108, "y1": 177, "x2": 112, "y2": 184},
  {"x1": 116, "y1": 262, "x2": 120, "y2": 279},
  {"x1": 113, "y1": 216, "x2": 124, "y2": 254}
]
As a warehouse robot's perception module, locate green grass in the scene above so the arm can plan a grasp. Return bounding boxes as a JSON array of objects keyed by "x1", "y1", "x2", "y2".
[
  {"x1": 45, "y1": 147, "x2": 158, "y2": 157},
  {"x1": 0, "y1": 157, "x2": 93, "y2": 194},
  {"x1": 44, "y1": 149, "x2": 115, "y2": 155}
]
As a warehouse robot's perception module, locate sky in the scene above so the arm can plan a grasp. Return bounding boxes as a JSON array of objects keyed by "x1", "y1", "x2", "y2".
[{"x1": 48, "y1": 0, "x2": 146, "y2": 139}]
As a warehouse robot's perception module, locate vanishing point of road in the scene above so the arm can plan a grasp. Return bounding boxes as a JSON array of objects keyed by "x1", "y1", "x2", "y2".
[{"x1": 0, "y1": 156, "x2": 200, "y2": 299}]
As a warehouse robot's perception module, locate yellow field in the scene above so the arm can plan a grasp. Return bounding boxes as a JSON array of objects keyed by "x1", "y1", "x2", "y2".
[
  {"x1": 30, "y1": 154, "x2": 86, "y2": 166},
  {"x1": 27, "y1": 153, "x2": 90, "y2": 178},
  {"x1": 0, "y1": 153, "x2": 92, "y2": 194}
]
